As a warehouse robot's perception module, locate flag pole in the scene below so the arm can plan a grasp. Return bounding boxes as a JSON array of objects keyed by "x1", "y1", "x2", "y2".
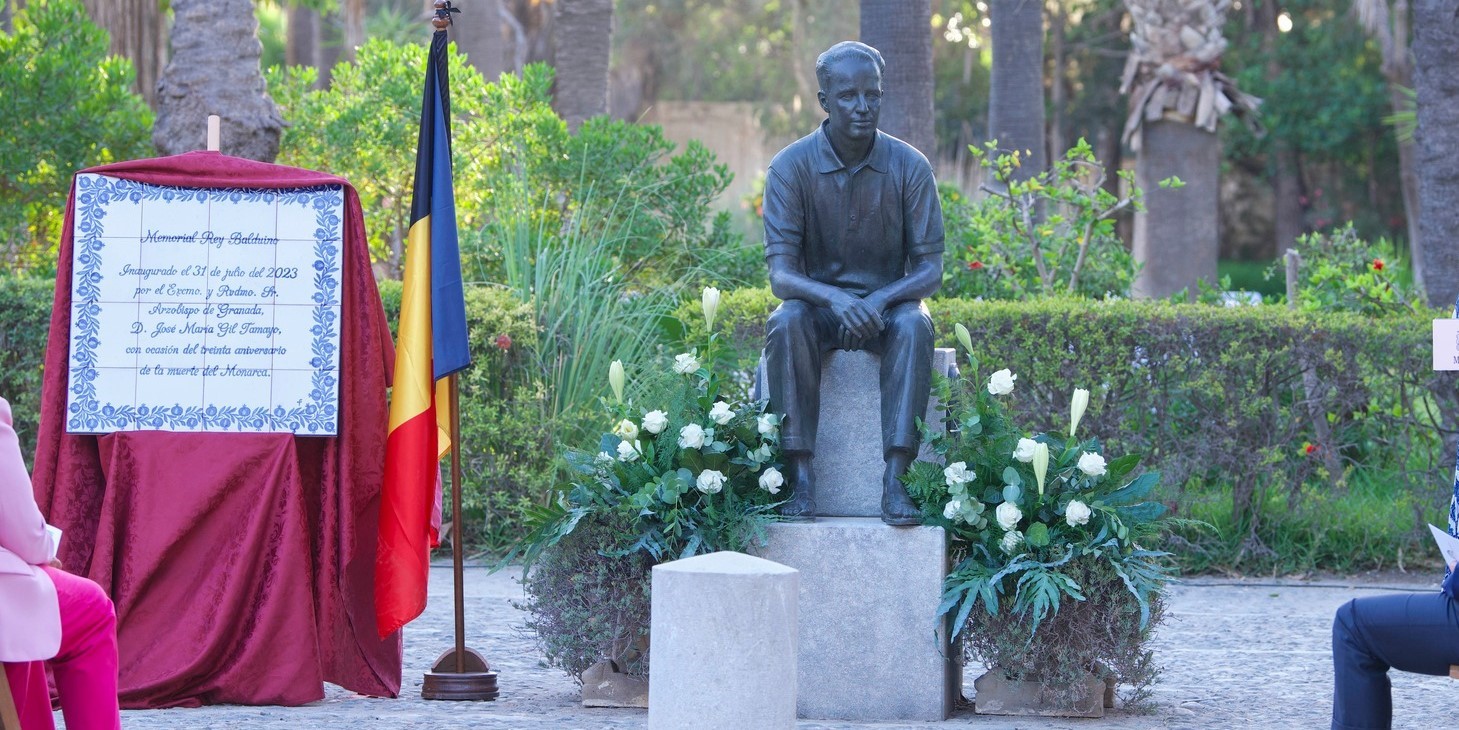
[
  {"x1": 420, "y1": 0, "x2": 496, "y2": 700},
  {"x1": 450, "y1": 373, "x2": 466, "y2": 674}
]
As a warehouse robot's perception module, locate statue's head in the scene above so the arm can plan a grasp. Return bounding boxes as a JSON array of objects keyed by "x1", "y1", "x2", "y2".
[{"x1": 815, "y1": 41, "x2": 885, "y2": 144}]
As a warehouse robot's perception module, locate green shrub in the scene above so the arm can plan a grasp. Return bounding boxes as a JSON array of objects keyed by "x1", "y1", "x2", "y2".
[
  {"x1": 940, "y1": 140, "x2": 1166, "y2": 301},
  {"x1": 1272, "y1": 224, "x2": 1418, "y2": 316},
  {"x1": 518, "y1": 513, "x2": 654, "y2": 681},
  {"x1": 694, "y1": 288, "x2": 1458, "y2": 572},
  {"x1": 0, "y1": 0, "x2": 154, "y2": 274},
  {"x1": 378, "y1": 281, "x2": 555, "y2": 554},
  {"x1": 0, "y1": 275, "x2": 55, "y2": 467}
]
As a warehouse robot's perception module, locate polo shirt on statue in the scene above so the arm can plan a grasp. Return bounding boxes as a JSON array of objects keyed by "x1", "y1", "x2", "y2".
[{"x1": 762, "y1": 120, "x2": 945, "y2": 297}]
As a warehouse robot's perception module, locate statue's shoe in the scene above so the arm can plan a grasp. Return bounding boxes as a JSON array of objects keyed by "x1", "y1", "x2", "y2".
[
  {"x1": 881, "y1": 482, "x2": 921, "y2": 526},
  {"x1": 777, "y1": 489, "x2": 817, "y2": 522}
]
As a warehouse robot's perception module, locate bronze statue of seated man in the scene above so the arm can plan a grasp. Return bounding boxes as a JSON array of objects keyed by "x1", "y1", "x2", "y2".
[{"x1": 762, "y1": 41, "x2": 945, "y2": 526}]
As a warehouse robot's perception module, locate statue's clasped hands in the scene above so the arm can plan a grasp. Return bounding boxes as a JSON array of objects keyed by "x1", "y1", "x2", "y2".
[{"x1": 831, "y1": 291, "x2": 884, "y2": 350}]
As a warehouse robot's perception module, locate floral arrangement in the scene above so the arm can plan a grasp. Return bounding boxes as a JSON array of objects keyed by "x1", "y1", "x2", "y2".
[
  {"x1": 512, "y1": 288, "x2": 786, "y2": 679},
  {"x1": 902, "y1": 323, "x2": 1180, "y2": 706}
]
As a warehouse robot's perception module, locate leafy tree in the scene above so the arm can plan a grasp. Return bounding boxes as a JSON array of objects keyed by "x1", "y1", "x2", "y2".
[
  {"x1": 0, "y1": 0, "x2": 153, "y2": 274},
  {"x1": 1224, "y1": 0, "x2": 1402, "y2": 255},
  {"x1": 267, "y1": 38, "x2": 738, "y2": 284},
  {"x1": 268, "y1": 37, "x2": 505, "y2": 271}
]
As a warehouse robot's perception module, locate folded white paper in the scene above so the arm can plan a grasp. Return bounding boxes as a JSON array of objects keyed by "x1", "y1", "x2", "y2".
[
  {"x1": 44, "y1": 524, "x2": 61, "y2": 563},
  {"x1": 1429, "y1": 523, "x2": 1459, "y2": 568}
]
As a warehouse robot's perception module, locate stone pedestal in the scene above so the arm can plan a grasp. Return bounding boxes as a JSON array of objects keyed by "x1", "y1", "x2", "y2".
[
  {"x1": 753, "y1": 518, "x2": 957, "y2": 721},
  {"x1": 756, "y1": 347, "x2": 956, "y2": 517},
  {"x1": 648, "y1": 551, "x2": 798, "y2": 730}
]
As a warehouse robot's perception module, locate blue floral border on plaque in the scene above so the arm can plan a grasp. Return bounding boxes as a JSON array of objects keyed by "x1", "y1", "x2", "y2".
[{"x1": 67, "y1": 174, "x2": 343, "y2": 435}]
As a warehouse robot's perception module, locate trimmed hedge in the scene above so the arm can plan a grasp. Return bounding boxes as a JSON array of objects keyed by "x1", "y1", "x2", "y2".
[
  {"x1": 677, "y1": 290, "x2": 1459, "y2": 569},
  {"x1": 0, "y1": 276, "x2": 55, "y2": 467},
  {"x1": 5, "y1": 275, "x2": 1453, "y2": 568}
]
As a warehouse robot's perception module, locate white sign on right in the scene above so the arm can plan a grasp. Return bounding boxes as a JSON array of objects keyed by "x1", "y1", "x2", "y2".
[{"x1": 1432, "y1": 319, "x2": 1459, "y2": 370}]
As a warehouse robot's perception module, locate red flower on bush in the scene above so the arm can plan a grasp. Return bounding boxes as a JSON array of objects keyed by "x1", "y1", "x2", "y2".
[
  {"x1": 1303, "y1": 443, "x2": 1317, "y2": 456},
  {"x1": 495, "y1": 334, "x2": 512, "y2": 351},
  {"x1": 1372, "y1": 259, "x2": 1384, "y2": 271},
  {"x1": 967, "y1": 260, "x2": 984, "y2": 271}
]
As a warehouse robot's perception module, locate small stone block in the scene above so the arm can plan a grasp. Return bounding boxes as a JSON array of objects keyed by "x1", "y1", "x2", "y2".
[
  {"x1": 973, "y1": 670, "x2": 1106, "y2": 718},
  {"x1": 648, "y1": 551, "x2": 798, "y2": 730},
  {"x1": 754, "y1": 518, "x2": 956, "y2": 721},
  {"x1": 580, "y1": 660, "x2": 648, "y2": 708}
]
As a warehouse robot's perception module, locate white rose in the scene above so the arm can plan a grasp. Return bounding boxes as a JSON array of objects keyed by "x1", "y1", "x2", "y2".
[
  {"x1": 641, "y1": 410, "x2": 669, "y2": 434},
  {"x1": 612, "y1": 419, "x2": 639, "y2": 441},
  {"x1": 708, "y1": 401, "x2": 734, "y2": 425},
  {"x1": 1065, "y1": 499, "x2": 1092, "y2": 526},
  {"x1": 943, "y1": 499, "x2": 962, "y2": 521},
  {"x1": 1013, "y1": 437, "x2": 1038, "y2": 463},
  {"x1": 673, "y1": 352, "x2": 700, "y2": 374},
  {"x1": 943, "y1": 461, "x2": 975, "y2": 486},
  {"x1": 758, "y1": 466, "x2": 784, "y2": 494},
  {"x1": 995, "y1": 501, "x2": 1023, "y2": 531},
  {"x1": 987, "y1": 368, "x2": 1017, "y2": 396},
  {"x1": 616, "y1": 439, "x2": 640, "y2": 462},
  {"x1": 757, "y1": 413, "x2": 779, "y2": 435},
  {"x1": 696, "y1": 469, "x2": 726, "y2": 494},
  {"x1": 1000, "y1": 530, "x2": 1024, "y2": 554},
  {"x1": 678, "y1": 423, "x2": 707, "y2": 449},
  {"x1": 1077, "y1": 452, "x2": 1107, "y2": 477}
]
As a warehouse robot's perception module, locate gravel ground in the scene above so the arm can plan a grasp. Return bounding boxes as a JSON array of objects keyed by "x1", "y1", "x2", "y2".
[{"x1": 87, "y1": 565, "x2": 1457, "y2": 730}]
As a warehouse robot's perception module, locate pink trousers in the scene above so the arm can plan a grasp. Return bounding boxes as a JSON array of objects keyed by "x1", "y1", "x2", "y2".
[{"x1": 2, "y1": 566, "x2": 120, "y2": 730}]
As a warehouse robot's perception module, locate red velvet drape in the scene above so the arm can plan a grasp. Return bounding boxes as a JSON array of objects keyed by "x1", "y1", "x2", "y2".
[{"x1": 29, "y1": 151, "x2": 402, "y2": 707}]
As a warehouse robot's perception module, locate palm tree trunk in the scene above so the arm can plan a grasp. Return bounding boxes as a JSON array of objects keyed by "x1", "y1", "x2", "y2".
[
  {"x1": 1393, "y1": 86, "x2": 1424, "y2": 293},
  {"x1": 342, "y1": 0, "x2": 365, "y2": 62},
  {"x1": 1413, "y1": 0, "x2": 1459, "y2": 308},
  {"x1": 551, "y1": 0, "x2": 613, "y2": 132},
  {"x1": 859, "y1": 0, "x2": 936, "y2": 158},
  {"x1": 988, "y1": 0, "x2": 1047, "y2": 180},
  {"x1": 82, "y1": 0, "x2": 168, "y2": 108},
  {"x1": 1256, "y1": 0, "x2": 1303, "y2": 257},
  {"x1": 1132, "y1": 120, "x2": 1220, "y2": 299},
  {"x1": 450, "y1": 0, "x2": 507, "y2": 82},
  {"x1": 286, "y1": 4, "x2": 319, "y2": 68},
  {"x1": 1048, "y1": 0, "x2": 1068, "y2": 161},
  {"x1": 153, "y1": 0, "x2": 283, "y2": 162}
]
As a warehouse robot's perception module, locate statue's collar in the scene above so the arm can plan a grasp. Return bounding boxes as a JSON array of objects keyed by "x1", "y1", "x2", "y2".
[{"x1": 815, "y1": 120, "x2": 889, "y2": 175}]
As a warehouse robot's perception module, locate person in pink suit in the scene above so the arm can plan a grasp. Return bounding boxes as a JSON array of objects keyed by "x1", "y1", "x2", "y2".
[{"x1": 0, "y1": 397, "x2": 120, "y2": 730}]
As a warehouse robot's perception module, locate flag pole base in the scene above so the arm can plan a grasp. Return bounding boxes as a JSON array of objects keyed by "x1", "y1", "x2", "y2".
[{"x1": 421, "y1": 648, "x2": 499, "y2": 701}]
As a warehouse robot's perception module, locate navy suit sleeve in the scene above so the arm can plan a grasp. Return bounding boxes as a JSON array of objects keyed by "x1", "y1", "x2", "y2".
[{"x1": 1444, "y1": 566, "x2": 1458, "y2": 600}]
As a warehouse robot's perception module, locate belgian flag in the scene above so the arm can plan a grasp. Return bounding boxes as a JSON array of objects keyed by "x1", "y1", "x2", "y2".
[{"x1": 375, "y1": 27, "x2": 470, "y2": 638}]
